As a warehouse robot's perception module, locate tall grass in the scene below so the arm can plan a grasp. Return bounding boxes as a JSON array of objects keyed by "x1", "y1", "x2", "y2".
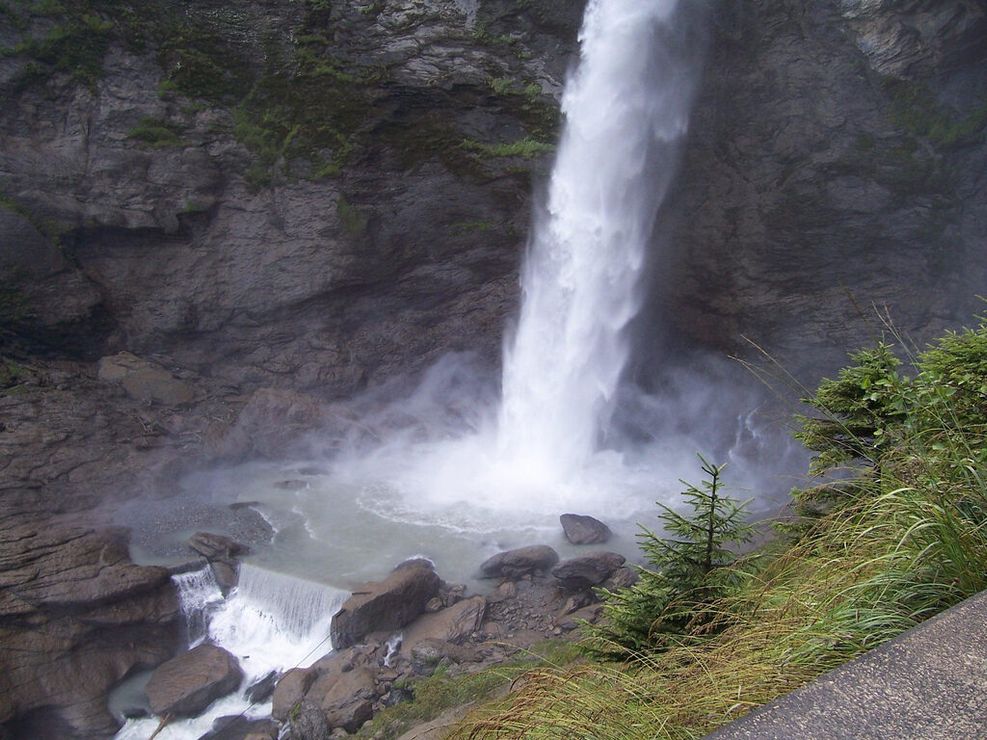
[{"x1": 452, "y1": 322, "x2": 987, "y2": 739}]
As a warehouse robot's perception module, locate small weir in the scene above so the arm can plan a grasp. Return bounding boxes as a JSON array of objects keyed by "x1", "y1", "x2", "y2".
[{"x1": 115, "y1": 564, "x2": 348, "y2": 739}]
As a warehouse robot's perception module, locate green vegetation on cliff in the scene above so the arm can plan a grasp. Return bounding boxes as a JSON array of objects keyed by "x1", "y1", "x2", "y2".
[
  {"x1": 447, "y1": 316, "x2": 987, "y2": 739},
  {"x1": 0, "y1": 0, "x2": 563, "y2": 192}
]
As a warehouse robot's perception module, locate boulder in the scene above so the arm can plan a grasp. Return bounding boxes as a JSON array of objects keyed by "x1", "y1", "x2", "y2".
[
  {"x1": 282, "y1": 701, "x2": 331, "y2": 740},
  {"x1": 187, "y1": 533, "x2": 248, "y2": 595},
  {"x1": 602, "y1": 566, "x2": 639, "y2": 591},
  {"x1": 551, "y1": 552, "x2": 626, "y2": 590},
  {"x1": 272, "y1": 667, "x2": 317, "y2": 721},
  {"x1": 330, "y1": 560, "x2": 441, "y2": 649},
  {"x1": 558, "y1": 604, "x2": 605, "y2": 632},
  {"x1": 410, "y1": 638, "x2": 482, "y2": 674},
  {"x1": 244, "y1": 670, "x2": 279, "y2": 704},
  {"x1": 211, "y1": 560, "x2": 239, "y2": 594},
  {"x1": 479, "y1": 546, "x2": 559, "y2": 580},
  {"x1": 188, "y1": 532, "x2": 249, "y2": 561},
  {"x1": 145, "y1": 644, "x2": 243, "y2": 718},
  {"x1": 487, "y1": 580, "x2": 517, "y2": 603},
  {"x1": 199, "y1": 715, "x2": 279, "y2": 739},
  {"x1": 319, "y1": 666, "x2": 376, "y2": 733},
  {"x1": 402, "y1": 596, "x2": 486, "y2": 651},
  {"x1": 560, "y1": 514, "x2": 612, "y2": 545},
  {"x1": 559, "y1": 591, "x2": 594, "y2": 616},
  {"x1": 97, "y1": 352, "x2": 195, "y2": 406}
]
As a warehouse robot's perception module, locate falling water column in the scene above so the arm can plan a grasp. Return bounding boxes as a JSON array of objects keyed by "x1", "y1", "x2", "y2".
[{"x1": 497, "y1": 0, "x2": 704, "y2": 484}]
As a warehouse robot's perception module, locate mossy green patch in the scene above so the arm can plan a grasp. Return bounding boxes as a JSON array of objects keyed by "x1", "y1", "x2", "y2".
[
  {"x1": 152, "y1": 12, "x2": 254, "y2": 103},
  {"x1": 8, "y1": 11, "x2": 113, "y2": 89},
  {"x1": 337, "y1": 195, "x2": 368, "y2": 236},
  {"x1": 884, "y1": 78, "x2": 987, "y2": 149},
  {"x1": 225, "y1": 27, "x2": 384, "y2": 189},
  {"x1": 355, "y1": 641, "x2": 583, "y2": 740},
  {"x1": 127, "y1": 116, "x2": 184, "y2": 147},
  {"x1": 0, "y1": 356, "x2": 30, "y2": 390},
  {"x1": 461, "y1": 136, "x2": 554, "y2": 159}
]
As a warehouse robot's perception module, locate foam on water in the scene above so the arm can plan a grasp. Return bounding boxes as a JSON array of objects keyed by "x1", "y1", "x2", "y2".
[{"x1": 115, "y1": 564, "x2": 348, "y2": 739}]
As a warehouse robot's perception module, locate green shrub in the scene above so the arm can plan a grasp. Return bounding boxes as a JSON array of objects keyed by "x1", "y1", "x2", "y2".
[
  {"x1": 10, "y1": 12, "x2": 113, "y2": 88},
  {"x1": 589, "y1": 457, "x2": 753, "y2": 656}
]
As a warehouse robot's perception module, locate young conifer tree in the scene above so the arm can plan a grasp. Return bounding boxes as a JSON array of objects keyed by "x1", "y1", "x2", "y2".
[{"x1": 590, "y1": 456, "x2": 753, "y2": 655}]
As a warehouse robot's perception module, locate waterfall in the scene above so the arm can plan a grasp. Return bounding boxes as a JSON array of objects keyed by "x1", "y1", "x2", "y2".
[
  {"x1": 116, "y1": 564, "x2": 349, "y2": 739},
  {"x1": 206, "y1": 564, "x2": 349, "y2": 666},
  {"x1": 269, "y1": 0, "x2": 712, "y2": 529},
  {"x1": 497, "y1": 0, "x2": 701, "y2": 483},
  {"x1": 172, "y1": 565, "x2": 225, "y2": 646}
]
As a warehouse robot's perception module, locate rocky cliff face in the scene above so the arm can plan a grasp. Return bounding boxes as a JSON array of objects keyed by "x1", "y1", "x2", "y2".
[
  {"x1": 653, "y1": 0, "x2": 987, "y2": 377},
  {"x1": 0, "y1": 0, "x2": 581, "y2": 397}
]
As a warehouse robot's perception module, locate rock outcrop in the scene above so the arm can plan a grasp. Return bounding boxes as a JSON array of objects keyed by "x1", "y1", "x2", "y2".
[
  {"x1": 551, "y1": 552, "x2": 626, "y2": 590},
  {"x1": 560, "y1": 513, "x2": 612, "y2": 545},
  {"x1": 0, "y1": 0, "x2": 580, "y2": 397},
  {"x1": 0, "y1": 525, "x2": 179, "y2": 737},
  {"x1": 97, "y1": 352, "x2": 196, "y2": 406},
  {"x1": 401, "y1": 595, "x2": 487, "y2": 651},
  {"x1": 652, "y1": 0, "x2": 987, "y2": 378},
  {"x1": 330, "y1": 559, "x2": 441, "y2": 650},
  {"x1": 145, "y1": 643, "x2": 244, "y2": 718},
  {"x1": 479, "y1": 545, "x2": 560, "y2": 580}
]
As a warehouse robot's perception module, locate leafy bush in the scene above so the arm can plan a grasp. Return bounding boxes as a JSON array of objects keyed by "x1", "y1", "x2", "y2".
[
  {"x1": 8, "y1": 12, "x2": 113, "y2": 89},
  {"x1": 797, "y1": 319, "x2": 987, "y2": 480}
]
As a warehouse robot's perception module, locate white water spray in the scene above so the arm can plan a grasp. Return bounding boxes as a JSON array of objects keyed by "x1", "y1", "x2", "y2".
[
  {"x1": 498, "y1": 0, "x2": 699, "y2": 483},
  {"x1": 172, "y1": 566, "x2": 225, "y2": 646},
  {"x1": 115, "y1": 565, "x2": 348, "y2": 739}
]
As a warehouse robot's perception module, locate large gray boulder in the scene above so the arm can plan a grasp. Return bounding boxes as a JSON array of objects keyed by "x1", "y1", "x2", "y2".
[
  {"x1": 315, "y1": 666, "x2": 376, "y2": 733},
  {"x1": 145, "y1": 644, "x2": 243, "y2": 718},
  {"x1": 272, "y1": 667, "x2": 318, "y2": 722},
  {"x1": 560, "y1": 514, "x2": 612, "y2": 545},
  {"x1": 401, "y1": 596, "x2": 486, "y2": 652},
  {"x1": 282, "y1": 701, "x2": 331, "y2": 740},
  {"x1": 551, "y1": 552, "x2": 626, "y2": 590},
  {"x1": 479, "y1": 545, "x2": 560, "y2": 580},
  {"x1": 200, "y1": 715, "x2": 279, "y2": 739},
  {"x1": 330, "y1": 560, "x2": 441, "y2": 650},
  {"x1": 188, "y1": 531, "x2": 249, "y2": 561}
]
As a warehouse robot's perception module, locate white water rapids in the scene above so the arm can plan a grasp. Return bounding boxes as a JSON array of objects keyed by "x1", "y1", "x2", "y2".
[{"x1": 116, "y1": 565, "x2": 348, "y2": 738}]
